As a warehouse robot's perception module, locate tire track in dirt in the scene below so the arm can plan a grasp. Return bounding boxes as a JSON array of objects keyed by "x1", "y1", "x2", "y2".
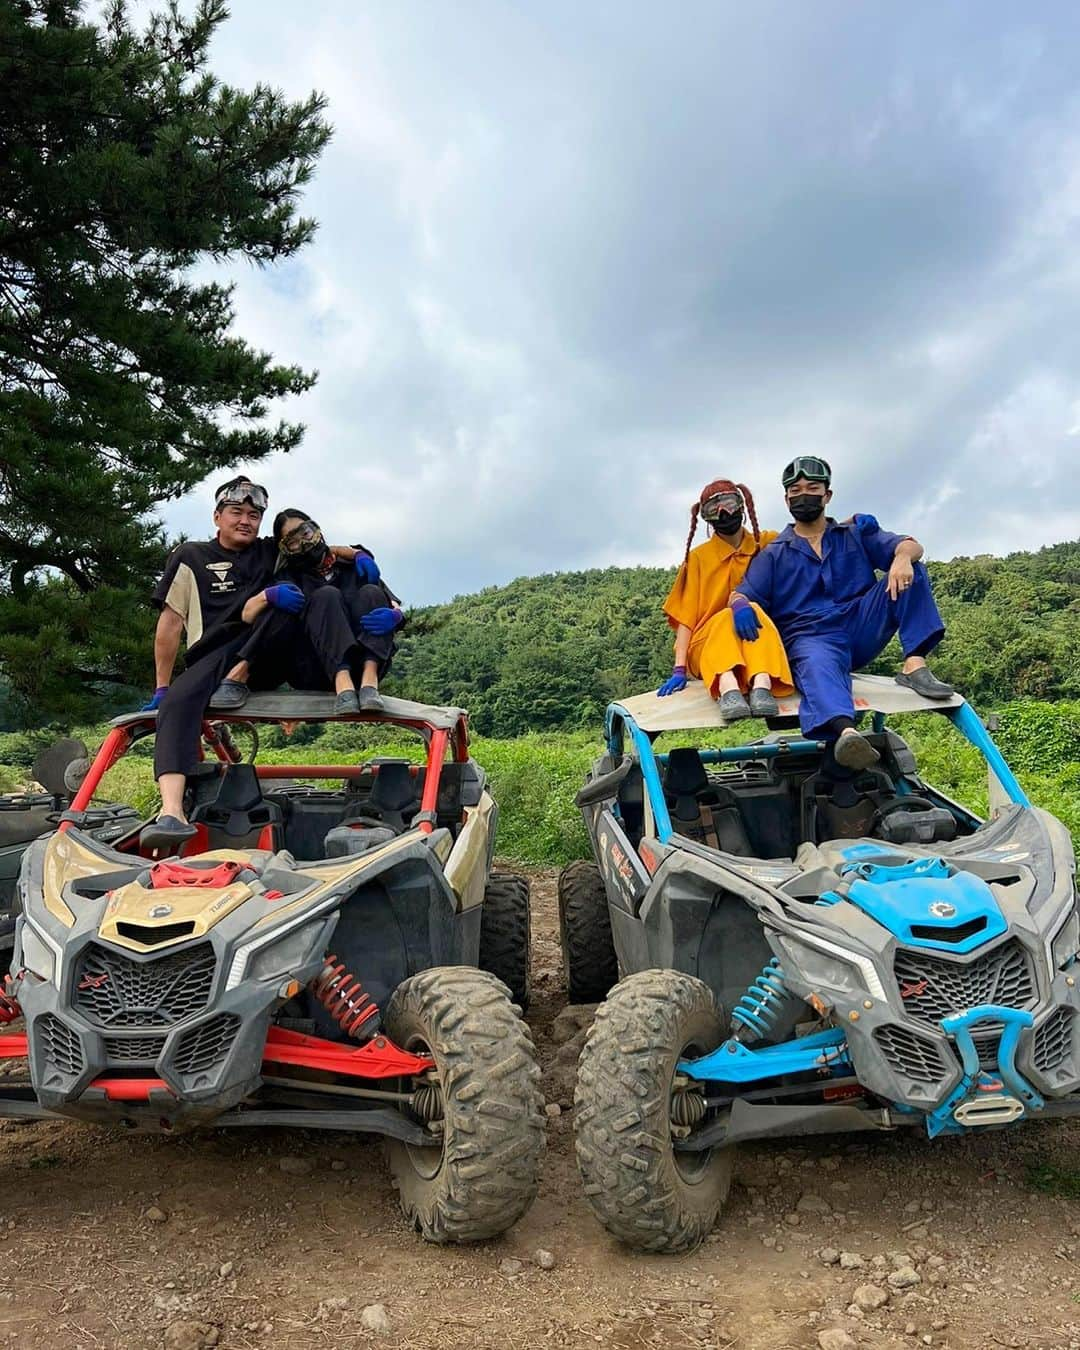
[{"x1": 0, "y1": 869, "x2": 1076, "y2": 1349}]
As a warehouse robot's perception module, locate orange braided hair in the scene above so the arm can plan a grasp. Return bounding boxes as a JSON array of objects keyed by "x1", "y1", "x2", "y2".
[{"x1": 683, "y1": 479, "x2": 759, "y2": 565}]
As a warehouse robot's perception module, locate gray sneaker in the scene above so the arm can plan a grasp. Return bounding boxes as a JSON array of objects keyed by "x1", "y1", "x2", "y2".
[
  {"x1": 834, "y1": 730, "x2": 881, "y2": 771},
  {"x1": 357, "y1": 686, "x2": 383, "y2": 712},
  {"x1": 334, "y1": 690, "x2": 360, "y2": 714}
]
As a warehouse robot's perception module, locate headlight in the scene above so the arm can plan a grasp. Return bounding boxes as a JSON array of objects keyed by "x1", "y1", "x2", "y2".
[
  {"x1": 247, "y1": 922, "x2": 327, "y2": 984},
  {"x1": 1051, "y1": 910, "x2": 1080, "y2": 971},
  {"x1": 776, "y1": 935, "x2": 868, "y2": 999},
  {"x1": 227, "y1": 916, "x2": 333, "y2": 991},
  {"x1": 18, "y1": 922, "x2": 57, "y2": 984}
]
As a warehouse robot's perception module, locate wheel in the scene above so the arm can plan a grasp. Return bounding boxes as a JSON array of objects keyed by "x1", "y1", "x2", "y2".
[
  {"x1": 574, "y1": 969, "x2": 735, "y2": 1253},
  {"x1": 383, "y1": 966, "x2": 544, "y2": 1243},
  {"x1": 478, "y1": 870, "x2": 531, "y2": 1010},
  {"x1": 558, "y1": 860, "x2": 618, "y2": 1003}
]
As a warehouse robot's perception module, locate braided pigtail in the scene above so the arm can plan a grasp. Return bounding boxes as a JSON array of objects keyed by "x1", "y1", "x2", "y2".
[
  {"x1": 683, "y1": 503, "x2": 701, "y2": 568},
  {"x1": 737, "y1": 483, "x2": 760, "y2": 543}
]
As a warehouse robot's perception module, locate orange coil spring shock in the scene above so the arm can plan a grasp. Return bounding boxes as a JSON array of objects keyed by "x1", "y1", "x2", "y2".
[{"x1": 310, "y1": 955, "x2": 380, "y2": 1039}]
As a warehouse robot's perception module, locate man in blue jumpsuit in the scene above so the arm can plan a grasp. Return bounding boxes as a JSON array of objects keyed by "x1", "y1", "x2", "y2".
[{"x1": 731, "y1": 456, "x2": 953, "y2": 770}]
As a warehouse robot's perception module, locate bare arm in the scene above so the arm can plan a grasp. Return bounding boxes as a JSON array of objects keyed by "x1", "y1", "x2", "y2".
[
  {"x1": 896, "y1": 537, "x2": 923, "y2": 563},
  {"x1": 153, "y1": 607, "x2": 185, "y2": 688},
  {"x1": 887, "y1": 537, "x2": 925, "y2": 599},
  {"x1": 673, "y1": 623, "x2": 692, "y2": 668},
  {"x1": 241, "y1": 590, "x2": 270, "y2": 625}
]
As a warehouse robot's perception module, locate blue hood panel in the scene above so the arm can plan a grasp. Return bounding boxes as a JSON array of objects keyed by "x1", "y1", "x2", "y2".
[{"x1": 833, "y1": 853, "x2": 1007, "y2": 954}]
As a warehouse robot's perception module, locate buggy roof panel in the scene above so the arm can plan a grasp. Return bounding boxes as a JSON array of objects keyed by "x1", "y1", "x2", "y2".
[
  {"x1": 613, "y1": 673, "x2": 964, "y2": 734},
  {"x1": 110, "y1": 691, "x2": 467, "y2": 733}
]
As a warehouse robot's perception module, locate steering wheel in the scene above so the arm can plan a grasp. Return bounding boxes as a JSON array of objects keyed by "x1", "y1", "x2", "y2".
[{"x1": 870, "y1": 795, "x2": 940, "y2": 833}]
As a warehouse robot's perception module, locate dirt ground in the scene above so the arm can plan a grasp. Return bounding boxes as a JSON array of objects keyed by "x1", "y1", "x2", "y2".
[{"x1": 0, "y1": 869, "x2": 1078, "y2": 1350}]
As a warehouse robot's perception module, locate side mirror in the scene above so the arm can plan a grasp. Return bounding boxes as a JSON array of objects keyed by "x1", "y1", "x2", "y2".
[{"x1": 31, "y1": 738, "x2": 89, "y2": 802}]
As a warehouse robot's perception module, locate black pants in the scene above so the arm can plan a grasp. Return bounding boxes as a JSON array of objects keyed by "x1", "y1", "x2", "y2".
[
  {"x1": 153, "y1": 586, "x2": 396, "y2": 779},
  {"x1": 243, "y1": 585, "x2": 395, "y2": 690}
]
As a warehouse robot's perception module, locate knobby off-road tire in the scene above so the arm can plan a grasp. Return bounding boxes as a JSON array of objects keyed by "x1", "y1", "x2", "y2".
[
  {"x1": 383, "y1": 966, "x2": 544, "y2": 1243},
  {"x1": 558, "y1": 860, "x2": 618, "y2": 1003},
  {"x1": 574, "y1": 969, "x2": 735, "y2": 1253},
  {"x1": 478, "y1": 870, "x2": 531, "y2": 1010}
]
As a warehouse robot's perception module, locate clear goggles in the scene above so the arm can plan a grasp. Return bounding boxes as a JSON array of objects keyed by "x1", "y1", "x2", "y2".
[
  {"x1": 700, "y1": 491, "x2": 743, "y2": 522},
  {"x1": 782, "y1": 456, "x2": 831, "y2": 490},
  {"x1": 215, "y1": 480, "x2": 268, "y2": 512},
  {"x1": 279, "y1": 519, "x2": 324, "y2": 554}
]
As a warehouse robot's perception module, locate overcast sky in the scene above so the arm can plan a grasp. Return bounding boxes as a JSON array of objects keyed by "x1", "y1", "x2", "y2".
[{"x1": 162, "y1": 1, "x2": 1080, "y2": 605}]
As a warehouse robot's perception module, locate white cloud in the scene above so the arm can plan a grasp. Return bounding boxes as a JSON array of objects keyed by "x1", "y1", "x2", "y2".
[{"x1": 157, "y1": 0, "x2": 1080, "y2": 604}]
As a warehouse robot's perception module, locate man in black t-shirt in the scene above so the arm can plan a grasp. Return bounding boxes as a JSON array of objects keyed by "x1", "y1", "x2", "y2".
[{"x1": 144, "y1": 476, "x2": 277, "y2": 708}]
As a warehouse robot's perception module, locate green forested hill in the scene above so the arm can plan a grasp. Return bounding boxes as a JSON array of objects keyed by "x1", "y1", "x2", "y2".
[{"x1": 389, "y1": 540, "x2": 1080, "y2": 735}]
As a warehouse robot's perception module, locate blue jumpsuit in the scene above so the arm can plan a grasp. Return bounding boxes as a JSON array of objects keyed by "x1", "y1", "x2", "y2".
[{"x1": 736, "y1": 520, "x2": 945, "y2": 739}]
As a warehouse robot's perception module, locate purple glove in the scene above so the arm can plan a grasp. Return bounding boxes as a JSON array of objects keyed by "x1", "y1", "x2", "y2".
[
  {"x1": 658, "y1": 667, "x2": 688, "y2": 697},
  {"x1": 265, "y1": 583, "x2": 305, "y2": 614},
  {"x1": 354, "y1": 554, "x2": 381, "y2": 585},
  {"x1": 852, "y1": 513, "x2": 880, "y2": 535},
  {"x1": 731, "y1": 596, "x2": 761, "y2": 642},
  {"x1": 141, "y1": 686, "x2": 168, "y2": 711},
  {"x1": 359, "y1": 606, "x2": 404, "y2": 636}
]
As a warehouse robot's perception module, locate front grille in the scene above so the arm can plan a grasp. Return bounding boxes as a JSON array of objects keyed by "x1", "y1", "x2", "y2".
[
  {"x1": 73, "y1": 942, "x2": 216, "y2": 1028},
  {"x1": 873, "y1": 1024, "x2": 948, "y2": 1083},
  {"x1": 174, "y1": 1014, "x2": 241, "y2": 1076},
  {"x1": 893, "y1": 940, "x2": 1036, "y2": 1027},
  {"x1": 38, "y1": 1014, "x2": 83, "y2": 1076},
  {"x1": 104, "y1": 1035, "x2": 166, "y2": 1063},
  {"x1": 1033, "y1": 1007, "x2": 1074, "y2": 1075}
]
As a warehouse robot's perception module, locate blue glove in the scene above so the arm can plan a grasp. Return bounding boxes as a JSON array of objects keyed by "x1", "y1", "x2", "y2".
[
  {"x1": 852, "y1": 513, "x2": 879, "y2": 535},
  {"x1": 354, "y1": 554, "x2": 381, "y2": 585},
  {"x1": 265, "y1": 583, "x2": 305, "y2": 614},
  {"x1": 359, "y1": 606, "x2": 403, "y2": 636},
  {"x1": 141, "y1": 686, "x2": 168, "y2": 711},
  {"x1": 731, "y1": 596, "x2": 761, "y2": 642},
  {"x1": 658, "y1": 667, "x2": 688, "y2": 697}
]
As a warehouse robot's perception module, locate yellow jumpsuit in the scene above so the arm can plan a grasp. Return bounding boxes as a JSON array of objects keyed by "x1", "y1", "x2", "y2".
[{"x1": 664, "y1": 530, "x2": 794, "y2": 699}]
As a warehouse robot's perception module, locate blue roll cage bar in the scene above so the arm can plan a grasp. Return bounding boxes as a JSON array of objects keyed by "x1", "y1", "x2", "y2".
[{"x1": 604, "y1": 698, "x2": 1029, "y2": 846}]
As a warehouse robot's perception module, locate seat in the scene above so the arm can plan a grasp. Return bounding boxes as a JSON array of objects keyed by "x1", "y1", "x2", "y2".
[
  {"x1": 188, "y1": 764, "x2": 282, "y2": 850},
  {"x1": 664, "y1": 748, "x2": 753, "y2": 856},
  {"x1": 348, "y1": 761, "x2": 418, "y2": 835}
]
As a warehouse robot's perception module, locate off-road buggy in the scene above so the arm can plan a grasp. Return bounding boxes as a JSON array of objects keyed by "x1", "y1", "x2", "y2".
[
  {"x1": 563, "y1": 675, "x2": 1080, "y2": 1252},
  {"x1": 2, "y1": 693, "x2": 542, "y2": 1243}
]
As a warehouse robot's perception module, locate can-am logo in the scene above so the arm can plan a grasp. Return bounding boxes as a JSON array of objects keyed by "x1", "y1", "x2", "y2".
[
  {"x1": 148, "y1": 904, "x2": 173, "y2": 919},
  {"x1": 929, "y1": 901, "x2": 956, "y2": 919}
]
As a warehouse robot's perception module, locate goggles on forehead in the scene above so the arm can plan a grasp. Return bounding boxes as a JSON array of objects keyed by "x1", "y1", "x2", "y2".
[
  {"x1": 782, "y1": 456, "x2": 831, "y2": 491},
  {"x1": 700, "y1": 491, "x2": 743, "y2": 521},
  {"x1": 279, "y1": 519, "x2": 324, "y2": 554},
  {"x1": 216, "y1": 481, "x2": 268, "y2": 513}
]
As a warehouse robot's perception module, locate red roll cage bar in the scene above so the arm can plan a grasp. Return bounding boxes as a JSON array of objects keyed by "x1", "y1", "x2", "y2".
[{"x1": 62, "y1": 706, "x2": 471, "y2": 840}]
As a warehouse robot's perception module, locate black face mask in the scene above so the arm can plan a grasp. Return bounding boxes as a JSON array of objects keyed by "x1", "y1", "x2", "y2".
[
  {"x1": 285, "y1": 539, "x2": 330, "y2": 574},
  {"x1": 788, "y1": 494, "x2": 826, "y2": 523},
  {"x1": 709, "y1": 508, "x2": 744, "y2": 535}
]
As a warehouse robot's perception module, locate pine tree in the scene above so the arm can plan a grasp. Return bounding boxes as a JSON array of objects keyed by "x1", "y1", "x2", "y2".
[{"x1": 0, "y1": 0, "x2": 331, "y2": 723}]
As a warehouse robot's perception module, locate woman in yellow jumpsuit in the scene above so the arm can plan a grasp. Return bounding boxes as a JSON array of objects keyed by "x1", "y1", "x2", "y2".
[{"x1": 659, "y1": 478, "x2": 793, "y2": 720}]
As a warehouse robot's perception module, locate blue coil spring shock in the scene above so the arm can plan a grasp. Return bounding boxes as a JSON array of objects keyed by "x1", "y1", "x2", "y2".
[{"x1": 731, "y1": 958, "x2": 793, "y2": 1042}]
